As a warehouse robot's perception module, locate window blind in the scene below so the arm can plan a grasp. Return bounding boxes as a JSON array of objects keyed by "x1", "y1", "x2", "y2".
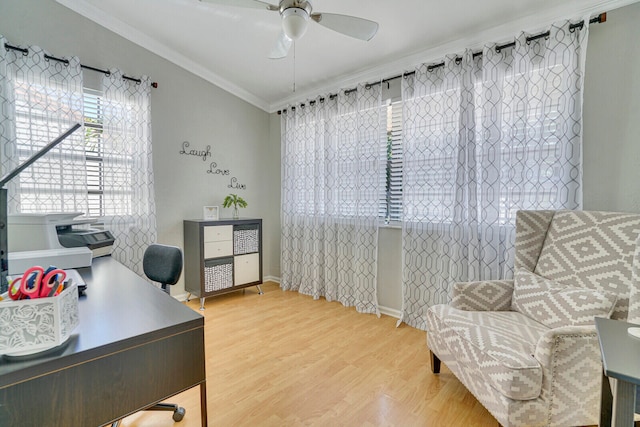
[
  {"x1": 380, "y1": 99, "x2": 403, "y2": 223},
  {"x1": 83, "y1": 88, "x2": 105, "y2": 218},
  {"x1": 12, "y1": 80, "x2": 84, "y2": 212}
]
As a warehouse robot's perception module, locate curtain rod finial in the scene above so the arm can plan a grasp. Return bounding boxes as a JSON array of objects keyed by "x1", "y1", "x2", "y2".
[{"x1": 151, "y1": 82, "x2": 158, "y2": 89}]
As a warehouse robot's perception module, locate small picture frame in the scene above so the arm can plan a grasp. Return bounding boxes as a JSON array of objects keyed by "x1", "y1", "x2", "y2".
[{"x1": 203, "y1": 206, "x2": 219, "y2": 220}]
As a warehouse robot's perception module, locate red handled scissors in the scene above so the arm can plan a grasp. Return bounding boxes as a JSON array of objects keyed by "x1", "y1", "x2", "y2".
[
  {"x1": 11, "y1": 266, "x2": 44, "y2": 299},
  {"x1": 39, "y1": 267, "x2": 67, "y2": 298},
  {"x1": 9, "y1": 266, "x2": 67, "y2": 300}
]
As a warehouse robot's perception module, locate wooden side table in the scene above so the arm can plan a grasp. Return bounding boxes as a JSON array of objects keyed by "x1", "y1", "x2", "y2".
[{"x1": 595, "y1": 317, "x2": 640, "y2": 427}]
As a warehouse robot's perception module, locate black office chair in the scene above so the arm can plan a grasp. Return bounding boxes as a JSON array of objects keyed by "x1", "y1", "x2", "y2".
[
  {"x1": 112, "y1": 244, "x2": 186, "y2": 426},
  {"x1": 143, "y1": 243, "x2": 184, "y2": 295}
]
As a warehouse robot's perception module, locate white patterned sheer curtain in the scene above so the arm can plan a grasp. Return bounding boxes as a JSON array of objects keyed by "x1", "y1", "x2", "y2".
[
  {"x1": 281, "y1": 85, "x2": 382, "y2": 314},
  {"x1": 100, "y1": 70, "x2": 157, "y2": 277},
  {"x1": 400, "y1": 21, "x2": 589, "y2": 329},
  {"x1": 0, "y1": 37, "x2": 88, "y2": 214}
]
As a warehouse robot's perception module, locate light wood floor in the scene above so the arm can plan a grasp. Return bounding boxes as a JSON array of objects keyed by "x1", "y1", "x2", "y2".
[{"x1": 118, "y1": 282, "x2": 497, "y2": 426}]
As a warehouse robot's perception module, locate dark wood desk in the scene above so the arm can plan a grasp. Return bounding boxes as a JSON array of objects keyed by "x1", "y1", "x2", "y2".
[
  {"x1": 0, "y1": 256, "x2": 207, "y2": 427},
  {"x1": 596, "y1": 317, "x2": 639, "y2": 427}
]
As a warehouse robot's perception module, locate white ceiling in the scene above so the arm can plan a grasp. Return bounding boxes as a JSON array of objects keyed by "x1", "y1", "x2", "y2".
[{"x1": 56, "y1": 0, "x2": 636, "y2": 112}]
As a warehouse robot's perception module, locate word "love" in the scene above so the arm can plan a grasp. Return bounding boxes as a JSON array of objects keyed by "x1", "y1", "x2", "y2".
[{"x1": 207, "y1": 162, "x2": 230, "y2": 175}]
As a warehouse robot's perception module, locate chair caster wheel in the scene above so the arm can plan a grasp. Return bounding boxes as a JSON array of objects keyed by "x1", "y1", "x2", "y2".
[{"x1": 173, "y1": 407, "x2": 186, "y2": 422}]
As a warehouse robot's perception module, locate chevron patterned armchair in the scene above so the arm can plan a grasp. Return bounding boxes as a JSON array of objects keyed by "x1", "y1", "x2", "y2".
[{"x1": 426, "y1": 210, "x2": 640, "y2": 427}]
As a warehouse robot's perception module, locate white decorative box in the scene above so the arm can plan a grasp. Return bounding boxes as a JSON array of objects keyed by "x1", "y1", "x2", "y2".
[{"x1": 0, "y1": 284, "x2": 79, "y2": 356}]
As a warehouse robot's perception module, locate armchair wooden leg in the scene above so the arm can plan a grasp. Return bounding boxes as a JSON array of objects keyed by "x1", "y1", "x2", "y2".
[{"x1": 430, "y1": 350, "x2": 441, "y2": 374}]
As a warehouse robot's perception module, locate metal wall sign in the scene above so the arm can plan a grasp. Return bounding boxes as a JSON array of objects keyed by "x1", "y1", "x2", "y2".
[{"x1": 179, "y1": 141, "x2": 247, "y2": 190}]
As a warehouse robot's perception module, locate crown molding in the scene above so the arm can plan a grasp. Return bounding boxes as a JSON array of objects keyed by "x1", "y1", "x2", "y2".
[
  {"x1": 268, "y1": 0, "x2": 640, "y2": 113},
  {"x1": 56, "y1": 0, "x2": 638, "y2": 114},
  {"x1": 55, "y1": 0, "x2": 271, "y2": 112}
]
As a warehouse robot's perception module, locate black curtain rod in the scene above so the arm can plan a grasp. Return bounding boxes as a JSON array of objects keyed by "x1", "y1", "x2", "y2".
[
  {"x1": 278, "y1": 13, "x2": 606, "y2": 115},
  {"x1": 3, "y1": 43, "x2": 158, "y2": 88}
]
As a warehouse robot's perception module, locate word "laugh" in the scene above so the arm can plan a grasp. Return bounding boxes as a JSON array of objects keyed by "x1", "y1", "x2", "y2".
[{"x1": 179, "y1": 141, "x2": 211, "y2": 161}]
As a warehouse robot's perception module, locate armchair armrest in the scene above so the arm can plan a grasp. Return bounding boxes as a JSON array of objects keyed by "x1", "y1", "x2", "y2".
[
  {"x1": 533, "y1": 325, "x2": 601, "y2": 425},
  {"x1": 534, "y1": 325, "x2": 599, "y2": 366},
  {"x1": 449, "y1": 280, "x2": 514, "y2": 311}
]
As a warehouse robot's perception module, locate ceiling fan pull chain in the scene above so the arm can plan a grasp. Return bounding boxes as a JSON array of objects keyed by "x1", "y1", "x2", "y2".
[{"x1": 293, "y1": 41, "x2": 296, "y2": 93}]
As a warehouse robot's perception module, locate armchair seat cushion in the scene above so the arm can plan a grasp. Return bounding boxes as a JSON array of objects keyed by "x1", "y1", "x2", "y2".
[{"x1": 427, "y1": 304, "x2": 548, "y2": 400}]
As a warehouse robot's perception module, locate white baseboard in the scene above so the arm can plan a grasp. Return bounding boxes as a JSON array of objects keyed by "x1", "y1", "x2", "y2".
[
  {"x1": 182, "y1": 275, "x2": 403, "y2": 319},
  {"x1": 173, "y1": 292, "x2": 189, "y2": 302},
  {"x1": 379, "y1": 305, "x2": 402, "y2": 319},
  {"x1": 173, "y1": 277, "x2": 279, "y2": 302},
  {"x1": 263, "y1": 275, "x2": 280, "y2": 284},
  {"x1": 259, "y1": 275, "x2": 402, "y2": 319}
]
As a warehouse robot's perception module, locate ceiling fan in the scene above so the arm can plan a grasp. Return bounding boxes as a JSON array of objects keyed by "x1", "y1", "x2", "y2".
[{"x1": 199, "y1": 0, "x2": 379, "y2": 59}]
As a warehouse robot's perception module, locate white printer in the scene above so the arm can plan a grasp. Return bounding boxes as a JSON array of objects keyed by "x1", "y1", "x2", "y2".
[{"x1": 7, "y1": 212, "x2": 115, "y2": 274}]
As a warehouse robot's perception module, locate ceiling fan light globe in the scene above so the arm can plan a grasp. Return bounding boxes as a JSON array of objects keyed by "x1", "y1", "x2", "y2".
[{"x1": 282, "y1": 7, "x2": 309, "y2": 40}]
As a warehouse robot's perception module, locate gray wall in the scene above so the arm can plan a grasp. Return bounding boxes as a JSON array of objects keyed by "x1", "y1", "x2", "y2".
[
  {"x1": 582, "y1": 2, "x2": 640, "y2": 213},
  {"x1": 267, "y1": 113, "x2": 282, "y2": 278},
  {"x1": 0, "y1": 0, "x2": 282, "y2": 297}
]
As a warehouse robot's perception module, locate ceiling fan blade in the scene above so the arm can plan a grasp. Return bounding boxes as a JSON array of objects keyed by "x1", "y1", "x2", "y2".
[
  {"x1": 269, "y1": 31, "x2": 293, "y2": 59},
  {"x1": 311, "y1": 13, "x2": 379, "y2": 41},
  {"x1": 198, "y1": 0, "x2": 278, "y2": 11}
]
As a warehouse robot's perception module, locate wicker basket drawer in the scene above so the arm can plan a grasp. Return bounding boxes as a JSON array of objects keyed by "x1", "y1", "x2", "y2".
[
  {"x1": 234, "y1": 225, "x2": 259, "y2": 255},
  {"x1": 204, "y1": 257, "x2": 233, "y2": 292}
]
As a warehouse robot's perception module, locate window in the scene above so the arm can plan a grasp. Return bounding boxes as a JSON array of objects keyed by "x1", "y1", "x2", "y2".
[
  {"x1": 401, "y1": 63, "x2": 572, "y2": 226},
  {"x1": 402, "y1": 84, "x2": 466, "y2": 225},
  {"x1": 12, "y1": 85, "x2": 133, "y2": 218},
  {"x1": 83, "y1": 88, "x2": 137, "y2": 218},
  {"x1": 332, "y1": 104, "x2": 384, "y2": 220},
  {"x1": 380, "y1": 99, "x2": 403, "y2": 224},
  {"x1": 283, "y1": 79, "x2": 565, "y2": 227},
  {"x1": 489, "y1": 65, "x2": 570, "y2": 224},
  {"x1": 12, "y1": 79, "x2": 84, "y2": 213},
  {"x1": 83, "y1": 88, "x2": 105, "y2": 218}
]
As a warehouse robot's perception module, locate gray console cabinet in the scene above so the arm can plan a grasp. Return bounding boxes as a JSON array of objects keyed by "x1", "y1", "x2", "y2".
[{"x1": 184, "y1": 218, "x2": 263, "y2": 310}]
